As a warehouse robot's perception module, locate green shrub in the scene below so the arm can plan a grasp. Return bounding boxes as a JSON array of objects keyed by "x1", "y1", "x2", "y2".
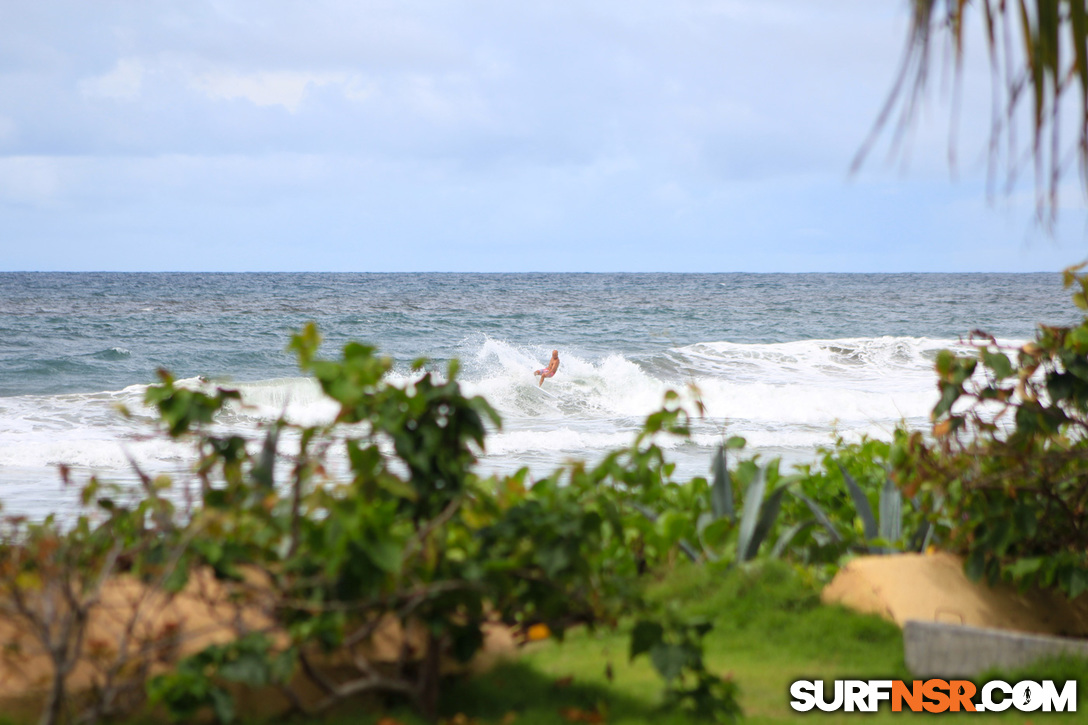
[
  {"x1": 696, "y1": 437, "x2": 934, "y2": 570},
  {"x1": 0, "y1": 325, "x2": 742, "y2": 725},
  {"x1": 892, "y1": 264, "x2": 1088, "y2": 599}
]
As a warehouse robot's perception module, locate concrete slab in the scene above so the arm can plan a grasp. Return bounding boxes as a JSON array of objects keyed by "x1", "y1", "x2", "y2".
[{"x1": 904, "y1": 620, "x2": 1088, "y2": 678}]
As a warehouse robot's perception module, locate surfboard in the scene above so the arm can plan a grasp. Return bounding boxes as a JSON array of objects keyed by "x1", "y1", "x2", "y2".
[{"x1": 531, "y1": 384, "x2": 558, "y2": 399}]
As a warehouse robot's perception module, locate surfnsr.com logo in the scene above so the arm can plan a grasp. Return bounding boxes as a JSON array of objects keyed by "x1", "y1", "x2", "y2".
[{"x1": 790, "y1": 679, "x2": 1077, "y2": 713}]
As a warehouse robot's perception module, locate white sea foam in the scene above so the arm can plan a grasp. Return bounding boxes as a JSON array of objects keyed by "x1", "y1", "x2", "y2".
[
  {"x1": 673, "y1": 337, "x2": 955, "y2": 388},
  {"x1": 0, "y1": 437, "x2": 189, "y2": 469},
  {"x1": 219, "y1": 378, "x2": 339, "y2": 426},
  {"x1": 460, "y1": 336, "x2": 957, "y2": 430},
  {"x1": 0, "y1": 335, "x2": 970, "y2": 505}
]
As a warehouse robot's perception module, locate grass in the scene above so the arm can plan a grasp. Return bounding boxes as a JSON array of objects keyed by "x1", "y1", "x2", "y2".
[{"x1": 316, "y1": 559, "x2": 1088, "y2": 725}]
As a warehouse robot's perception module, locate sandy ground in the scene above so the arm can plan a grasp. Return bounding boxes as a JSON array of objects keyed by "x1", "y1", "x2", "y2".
[
  {"x1": 0, "y1": 567, "x2": 517, "y2": 720},
  {"x1": 822, "y1": 551, "x2": 1088, "y2": 637},
  {"x1": 4, "y1": 550, "x2": 1084, "y2": 720}
]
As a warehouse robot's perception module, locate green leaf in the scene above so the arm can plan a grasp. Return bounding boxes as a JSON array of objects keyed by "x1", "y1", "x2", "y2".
[
  {"x1": 649, "y1": 642, "x2": 692, "y2": 682},
  {"x1": 287, "y1": 321, "x2": 322, "y2": 367},
  {"x1": 907, "y1": 518, "x2": 932, "y2": 553},
  {"x1": 209, "y1": 687, "x2": 235, "y2": 725},
  {"x1": 162, "y1": 562, "x2": 191, "y2": 594},
  {"x1": 656, "y1": 510, "x2": 688, "y2": 545},
  {"x1": 981, "y1": 349, "x2": 1014, "y2": 380},
  {"x1": 367, "y1": 539, "x2": 403, "y2": 573},
  {"x1": 710, "y1": 445, "x2": 734, "y2": 521},
  {"x1": 744, "y1": 484, "x2": 789, "y2": 561},
  {"x1": 838, "y1": 464, "x2": 877, "y2": 541},
  {"x1": 251, "y1": 423, "x2": 281, "y2": 490},
  {"x1": 218, "y1": 653, "x2": 268, "y2": 687},
  {"x1": 1013, "y1": 505, "x2": 1037, "y2": 538},
  {"x1": 270, "y1": 648, "x2": 297, "y2": 683},
  {"x1": 698, "y1": 516, "x2": 733, "y2": 551},
  {"x1": 1066, "y1": 325, "x2": 1088, "y2": 354},
  {"x1": 450, "y1": 624, "x2": 485, "y2": 663},
  {"x1": 878, "y1": 476, "x2": 902, "y2": 545},
  {"x1": 1005, "y1": 557, "x2": 1043, "y2": 580},
  {"x1": 793, "y1": 492, "x2": 844, "y2": 544},
  {"x1": 935, "y1": 349, "x2": 956, "y2": 378},
  {"x1": 1063, "y1": 262, "x2": 1088, "y2": 288},
  {"x1": 1068, "y1": 568, "x2": 1088, "y2": 600},
  {"x1": 985, "y1": 517, "x2": 1013, "y2": 553},
  {"x1": 630, "y1": 620, "x2": 664, "y2": 661},
  {"x1": 537, "y1": 545, "x2": 570, "y2": 577},
  {"x1": 965, "y1": 550, "x2": 987, "y2": 582},
  {"x1": 734, "y1": 468, "x2": 766, "y2": 563},
  {"x1": 932, "y1": 382, "x2": 963, "y2": 419},
  {"x1": 770, "y1": 519, "x2": 818, "y2": 559}
]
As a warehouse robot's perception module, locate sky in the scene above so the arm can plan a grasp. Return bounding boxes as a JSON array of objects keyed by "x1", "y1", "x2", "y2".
[{"x1": 1, "y1": 1, "x2": 1087, "y2": 273}]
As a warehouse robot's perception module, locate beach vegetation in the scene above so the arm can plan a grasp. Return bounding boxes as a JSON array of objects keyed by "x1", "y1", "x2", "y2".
[
  {"x1": 693, "y1": 263, "x2": 1088, "y2": 600},
  {"x1": 0, "y1": 326, "x2": 738, "y2": 725},
  {"x1": 694, "y1": 443, "x2": 790, "y2": 565},
  {"x1": 889, "y1": 263, "x2": 1088, "y2": 600},
  {"x1": 7, "y1": 272, "x2": 1088, "y2": 724},
  {"x1": 693, "y1": 438, "x2": 938, "y2": 572},
  {"x1": 690, "y1": 267, "x2": 1088, "y2": 599}
]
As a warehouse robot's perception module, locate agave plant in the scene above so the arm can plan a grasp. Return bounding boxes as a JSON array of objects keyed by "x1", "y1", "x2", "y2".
[
  {"x1": 697, "y1": 439, "x2": 793, "y2": 564},
  {"x1": 698, "y1": 438, "x2": 939, "y2": 568},
  {"x1": 777, "y1": 459, "x2": 938, "y2": 563}
]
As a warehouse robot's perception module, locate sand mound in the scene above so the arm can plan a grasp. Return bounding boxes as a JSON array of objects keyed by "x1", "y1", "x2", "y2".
[
  {"x1": 0, "y1": 567, "x2": 517, "y2": 720},
  {"x1": 822, "y1": 552, "x2": 1088, "y2": 637}
]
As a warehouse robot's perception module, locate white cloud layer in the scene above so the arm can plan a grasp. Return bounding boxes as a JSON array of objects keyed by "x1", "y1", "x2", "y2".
[
  {"x1": 0, "y1": 0, "x2": 1085, "y2": 271},
  {"x1": 0, "y1": 115, "x2": 16, "y2": 145},
  {"x1": 79, "y1": 58, "x2": 145, "y2": 100},
  {"x1": 190, "y1": 70, "x2": 347, "y2": 112},
  {"x1": 0, "y1": 156, "x2": 62, "y2": 205}
]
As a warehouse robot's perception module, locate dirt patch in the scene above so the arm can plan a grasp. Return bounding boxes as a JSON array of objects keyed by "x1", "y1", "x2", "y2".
[
  {"x1": 0, "y1": 567, "x2": 517, "y2": 719},
  {"x1": 822, "y1": 552, "x2": 1088, "y2": 637}
]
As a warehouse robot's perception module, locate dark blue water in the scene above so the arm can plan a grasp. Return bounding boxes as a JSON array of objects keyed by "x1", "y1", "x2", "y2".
[{"x1": 0, "y1": 272, "x2": 1074, "y2": 398}]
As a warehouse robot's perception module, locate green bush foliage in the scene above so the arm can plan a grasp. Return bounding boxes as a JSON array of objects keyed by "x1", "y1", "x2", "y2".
[
  {"x1": 148, "y1": 326, "x2": 742, "y2": 722},
  {"x1": 891, "y1": 264, "x2": 1088, "y2": 599},
  {"x1": 694, "y1": 437, "x2": 934, "y2": 570},
  {"x1": 18, "y1": 268, "x2": 1088, "y2": 725},
  {"x1": 0, "y1": 325, "x2": 742, "y2": 725}
]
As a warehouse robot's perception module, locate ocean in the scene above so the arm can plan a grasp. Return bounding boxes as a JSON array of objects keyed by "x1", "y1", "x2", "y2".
[{"x1": 0, "y1": 272, "x2": 1077, "y2": 519}]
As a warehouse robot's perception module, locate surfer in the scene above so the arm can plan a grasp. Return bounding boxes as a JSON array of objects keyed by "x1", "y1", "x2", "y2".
[{"x1": 534, "y1": 349, "x2": 560, "y2": 387}]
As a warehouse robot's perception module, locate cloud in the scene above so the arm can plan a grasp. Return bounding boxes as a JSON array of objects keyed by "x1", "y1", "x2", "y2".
[
  {"x1": 2, "y1": 0, "x2": 908, "y2": 167},
  {"x1": 0, "y1": 0, "x2": 1082, "y2": 271},
  {"x1": 0, "y1": 156, "x2": 62, "y2": 205},
  {"x1": 189, "y1": 69, "x2": 348, "y2": 112},
  {"x1": 0, "y1": 116, "x2": 16, "y2": 146},
  {"x1": 79, "y1": 58, "x2": 145, "y2": 100}
]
